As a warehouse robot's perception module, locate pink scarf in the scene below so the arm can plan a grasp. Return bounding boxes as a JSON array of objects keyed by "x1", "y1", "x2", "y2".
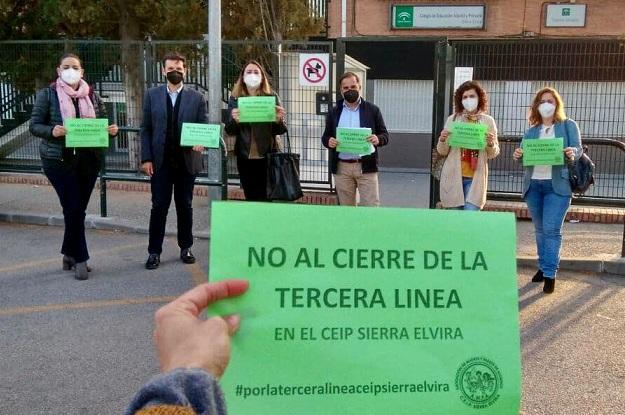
[{"x1": 55, "y1": 78, "x2": 96, "y2": 120}]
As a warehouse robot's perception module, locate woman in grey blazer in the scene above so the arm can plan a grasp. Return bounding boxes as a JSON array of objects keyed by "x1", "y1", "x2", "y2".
[{"x1": 513, "y1": 87, "x2": 582, "y2": 294}]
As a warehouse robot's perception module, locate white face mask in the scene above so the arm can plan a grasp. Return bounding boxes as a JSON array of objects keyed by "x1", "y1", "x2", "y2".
[
  {"x1": 60, "y1": 68, "x2": 82, "y2": 85},
  {"x1": 462, "y1": 97, "x2": 478, "y2": 112},
  {"x1": 243, "y1": 73, "x2": 262, "y2": 89},
  {"x1": 538, "y1": 102, "x2": 556, "y2": 118}
]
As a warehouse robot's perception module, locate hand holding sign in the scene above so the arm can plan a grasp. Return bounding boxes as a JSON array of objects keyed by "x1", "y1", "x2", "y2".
[
  {"x1": 64, "y1": 118, "x2": 110, "y2": 147},
  {"x1": 448, "y1": 122, "x2": 487, "y2": 150},
  {"x1": 522, "y1": 138, "x2": 564, "y2": 166},
  {"x1": 238, "y1": 96, "x2": 277, "y2": 123},
  {"x1": 180, "y1": 123, "x2": 221, "y2": 148},
  {"x1": 336, "y1": 127, "x2": 373, "y2": 155},
  {"x1": 208, "y1": 203, "x2": 521, "y2": 415}
]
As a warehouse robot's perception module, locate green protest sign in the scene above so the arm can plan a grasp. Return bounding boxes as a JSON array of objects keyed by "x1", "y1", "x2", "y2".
[
  {"x1": 336, "y1": 127, "x2": 373, "y2": 155},
  {"x1": 180, "y1": 123, "x2": 221, "y2": 148},
  {"x1": 208, "y1": 202, "x2": 521, "y2": 415},
  {"x1": 522, "y1": 137, "x2": 564, "y2": 166},
  {"x1": 238, "y1": 96, "x2": 276, "y2": 123},
  {"x1": 64, "y1": 118, "x2": 109, "y2": 148},
  {"x1": 448, "y1": 121, "x2": 487, "y2": 150}
]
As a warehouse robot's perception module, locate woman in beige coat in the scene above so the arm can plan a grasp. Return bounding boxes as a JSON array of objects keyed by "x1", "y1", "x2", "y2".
[{"x1": 436, "y1": 81, "x2": 499, "y2": 210}]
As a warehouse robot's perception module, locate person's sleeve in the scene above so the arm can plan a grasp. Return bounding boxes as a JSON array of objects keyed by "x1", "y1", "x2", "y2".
[
  {"x1": 29, "y1": 88, "x2": 54, "y2": 139},
  {"x1": 485, "y1": 116, "x2": 499, "y2": 160},
  {"x1": 272, "y1": 93, "x2": 287, "y2": 135},
  {"x1": 197, "y1": 93, "x2": 209, "y2": 124},
  {"x1": 436, "y1": 115, "x2": 454, "y2": 156},
  {"x1": 566, "y1": 119, "x2": 582, "y2": 161},
  {"x1": 321, "y1": 110, "x2": 334, "y2": 148},
  {"x1": 224, "y1": 96, "x2": 239, "y2": 136},
  {"x1": 373, "y1": 106, "x2": 389, "y2": 147},
  {"x1": 140, "y1": 90, "x2": 153, "y2": 164},
  {"x1": 125, "y1": 368, "x2": 227, "y2": 415}
]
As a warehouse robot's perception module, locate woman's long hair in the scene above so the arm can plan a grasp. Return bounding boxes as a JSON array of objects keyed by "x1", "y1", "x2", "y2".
[
  {"x1": 231, "y1": 60, "x2": 273, "y2": 98},
  {"x1": 528, "y1": 87, "x2": 567, "y2": 126}
]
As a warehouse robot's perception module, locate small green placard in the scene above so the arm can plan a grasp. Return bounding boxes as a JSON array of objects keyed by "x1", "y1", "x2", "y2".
[
  {"x1": 448, "y1": 122, "x2": 487, "y2": 150},
  {"x1": 522, "y1": 137, "x2": 564, "y2": 166},
  {"x1": 238, "y1": 96, "x2": 276, "y2": 123},
  {"x1": 336, "y1": 127, "x2": 373, "y2": 155},
  {"x1": 64, "y1": 118, "x2": 109, "y2": 148},
  {"x1": 208, "y1": 202, "x2": 521, "y2": 415},
  {"x1": 180, "y1": 123, "x2": 221, "y2": 148}
]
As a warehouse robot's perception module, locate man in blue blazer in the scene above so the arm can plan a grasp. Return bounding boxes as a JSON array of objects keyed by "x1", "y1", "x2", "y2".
[{"x1": 140, "y1": 52, "x2": 207, "y2": 270}]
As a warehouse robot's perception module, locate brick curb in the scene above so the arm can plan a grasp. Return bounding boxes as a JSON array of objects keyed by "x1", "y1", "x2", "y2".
[{"x1": 2, "y1": 210, "x2": 623, "y2": 276}]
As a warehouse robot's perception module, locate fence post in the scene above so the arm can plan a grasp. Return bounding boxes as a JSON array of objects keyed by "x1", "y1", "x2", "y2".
[
  {"x1": 429, "y1": 41, "x2": 454, "y2": 209},
  {"x1": 99, "y1": 163, "x2": 107, "y2": 218}
]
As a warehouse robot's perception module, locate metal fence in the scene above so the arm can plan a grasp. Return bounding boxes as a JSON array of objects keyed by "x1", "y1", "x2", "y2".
[
  {"x1": 450, "y1": 39, "x2": 625, "y2": 205},
  {"x1": 0, "y1": 39, "x2": 334, "y2": 190}
]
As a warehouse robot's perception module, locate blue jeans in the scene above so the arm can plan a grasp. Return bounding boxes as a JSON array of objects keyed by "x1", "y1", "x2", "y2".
[
  {"x1": 524, "y1": 179, "x2": 571, "y2": 279},
  {"x1": 461, "y1": 178, "x2": 480, "y2": 211}
]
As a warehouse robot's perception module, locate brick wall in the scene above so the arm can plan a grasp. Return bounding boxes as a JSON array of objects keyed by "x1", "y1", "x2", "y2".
[{"x1": 327, "y1": 0, "x2": 625, "y2": 38}]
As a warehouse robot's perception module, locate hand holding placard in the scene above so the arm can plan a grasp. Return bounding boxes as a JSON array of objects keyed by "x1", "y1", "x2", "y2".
[
  {"x1": 522, "y1": 138, "x2": 564, "y2": 166},
  {"x1": 336, "y1": 127, "x2": 373, "y2": 155},
  {"x1": 238, "y1": 96, "x2": 277, "y2": 123},
  {"x1": 180, "y1": 123, "x2": 221, "y2": 148},
  {"x1": 448, "y1": 122, "x2": 487, "y2": 150},
  {"x1": 64, "y1": 118, "x2": 109, "y2": 147}
]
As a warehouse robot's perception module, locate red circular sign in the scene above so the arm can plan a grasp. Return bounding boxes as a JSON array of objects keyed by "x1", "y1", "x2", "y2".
[{"x1": 302, "y1": 57, "x2": 327, "y2": 84}]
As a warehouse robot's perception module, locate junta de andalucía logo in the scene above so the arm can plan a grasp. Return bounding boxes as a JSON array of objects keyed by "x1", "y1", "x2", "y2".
[{"x1": 455, "y1": 357, "x2": 503, "y2": 409}]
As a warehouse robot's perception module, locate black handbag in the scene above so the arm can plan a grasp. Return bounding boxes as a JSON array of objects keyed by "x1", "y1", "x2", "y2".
[
  {"x1": 266, "y1": 130, "x2": 304, "y2": 201},
  {"x1": 568, "y1": 146, "x2": 595, "y2": 195}
]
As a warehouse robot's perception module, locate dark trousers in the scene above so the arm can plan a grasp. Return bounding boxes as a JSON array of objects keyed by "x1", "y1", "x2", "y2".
[
  {"x1": 42, "y1": 156, "x2": 100, "y2": 263},
  {"x1": 237, "y1": 156, "x2": 268, "y2": 201},
  {"x1": 148, "y1": 163, "x2": 196, "y2": 255}
]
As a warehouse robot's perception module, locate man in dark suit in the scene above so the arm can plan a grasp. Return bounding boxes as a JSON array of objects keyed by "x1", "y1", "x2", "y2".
[{"x1": 140, "y1": 52, "x2": 207, "y2": 269}]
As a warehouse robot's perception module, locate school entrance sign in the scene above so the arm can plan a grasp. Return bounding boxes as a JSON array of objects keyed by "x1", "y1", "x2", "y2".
[{"x1": 209, "y1": 203, "x2": 521, "y2": 414}]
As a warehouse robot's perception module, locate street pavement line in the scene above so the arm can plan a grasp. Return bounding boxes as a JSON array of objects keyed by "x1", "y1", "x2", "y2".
[
  {"x1": 188, "y1": 261, "x2": 207, "y2": 286},
  {"x1": 0, "y1": 242, "x2": 142, "y2": 274},
  {"x1": 0, "y1": 296, "x2": 176, "y2": 317}
]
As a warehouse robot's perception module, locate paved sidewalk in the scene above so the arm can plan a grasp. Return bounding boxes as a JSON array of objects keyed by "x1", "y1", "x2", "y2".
[{"x1": 1, "y1": 171, "x2": 624, "y2": 275}]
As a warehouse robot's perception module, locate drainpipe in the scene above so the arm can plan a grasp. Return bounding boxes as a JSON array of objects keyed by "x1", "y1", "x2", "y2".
[{"x1": 341, "y1": 0, "x2": 347, "y2": 37}]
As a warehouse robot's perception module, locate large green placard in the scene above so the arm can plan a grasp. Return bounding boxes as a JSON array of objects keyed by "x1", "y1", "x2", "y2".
[
  {"x1": 336, "y1": 127, "x2": 373, "y2": 155},
  {"x1": 208, "y1": 203, "x2": 521, "y2": 415},
  {"x1": 64, "y1": 118, "x2": 109, "y2": 147},
  {"x1": 180, "y1": 123, "x2": 221, "y2": 148},
  {"x1": 522, "y1": 137, "x2": 564, "y2": 166},
  {"x1": 238, "y1": 96, "x2": 276, "y2": 123},
  {"x1": 448, "y1": 121, "x2": 487, "y2": 150}
]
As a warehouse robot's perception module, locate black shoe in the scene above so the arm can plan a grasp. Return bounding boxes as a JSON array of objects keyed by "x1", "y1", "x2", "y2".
[
  {"x1": 74, "y1": 262, "x2": 89, "y2": 281},
  {"x1": 531, "y1": 269, "x2": 545, "y2": 282},
  {"x1": 180, "y1": 248, "x2": 196, "y2": 264},
  {"x1": 145, "y1": 254, "x2": 160, "y2": 270},
  {"x1": 543, "y1": 278, "x2": 555, "y2": 294},
  {"x1": 63, "y1": 255, "x2": 92, "y2": 272}
]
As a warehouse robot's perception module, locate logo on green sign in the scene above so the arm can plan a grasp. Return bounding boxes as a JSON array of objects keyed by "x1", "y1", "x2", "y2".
[
  {"x1": 562, "y1": 7, "x2": 571, "y2": 16},
  {"x1": 394, "y1": 6, "x2": 413, "y2": 28},
  {"x1": 455, "y1": 357, "x2": 503, "y2": 409}
]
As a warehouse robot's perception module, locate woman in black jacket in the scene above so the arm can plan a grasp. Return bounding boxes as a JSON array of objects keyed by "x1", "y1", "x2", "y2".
[
  {"x1": 29, "y1": 53, "x2": 118, "y2": 280},
  {"x1": 225, "y1": 60, "x2": 287, "y2": 201}
]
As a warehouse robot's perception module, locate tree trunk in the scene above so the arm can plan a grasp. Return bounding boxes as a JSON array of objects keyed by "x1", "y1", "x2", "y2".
[{"x1": 118, "y1": 2, "x2": 144, "y2": 170}]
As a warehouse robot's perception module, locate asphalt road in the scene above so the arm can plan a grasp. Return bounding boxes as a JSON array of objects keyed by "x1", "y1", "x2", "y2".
[{"x1": 1, "y1": 223, "x2": 623, "y2": 414}]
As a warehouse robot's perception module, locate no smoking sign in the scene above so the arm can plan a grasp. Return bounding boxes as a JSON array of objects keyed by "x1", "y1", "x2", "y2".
[{"x1": 299, "y1": 53, "x2": 329, "y2": 87}]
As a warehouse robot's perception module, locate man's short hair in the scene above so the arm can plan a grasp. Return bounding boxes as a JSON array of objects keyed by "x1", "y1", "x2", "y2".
[
  {"x1": 162, "y1": 52, "x2": 186, "y2": 68},
  {"x1": 339, "y1": 71, "x2": 360, "y2": 85}
]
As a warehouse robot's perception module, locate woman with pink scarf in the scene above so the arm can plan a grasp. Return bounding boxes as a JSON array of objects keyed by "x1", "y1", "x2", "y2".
[{"x1": 29, "y1": 53, "x2": 118, "y2": 280}]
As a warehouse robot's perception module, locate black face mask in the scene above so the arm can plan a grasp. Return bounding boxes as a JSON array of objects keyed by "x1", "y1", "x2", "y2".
[
  {"x1": 166, "y1": 70, "x2": 184, "y2": 85},
  {"x1": 343, "y1": 89, "x2": 359, "y2": 104}
]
